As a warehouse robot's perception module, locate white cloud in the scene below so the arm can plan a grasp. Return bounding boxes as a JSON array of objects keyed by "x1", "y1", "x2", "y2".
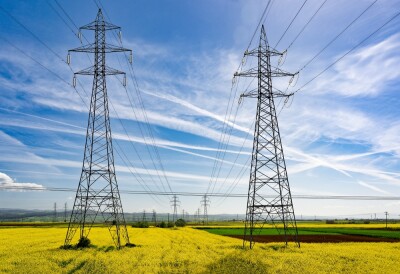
[
  {"x1": 0, "y1": 172, "x2": 45, "y2": 191},
  {"x1": 312, "y1": 33, "x2": 400, "y2": 97},
  {"x1": 357, "y1": 180, "x2": 389, "y2": 195}
]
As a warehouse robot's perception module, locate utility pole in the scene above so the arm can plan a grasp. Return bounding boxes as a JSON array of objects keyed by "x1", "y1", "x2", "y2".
[
  {"x1": 200, "y1": 195, "x2": 210, "y2": 225},
  {"x1": 235, "y1": 25, "x2": 299, "y2": 249},
  {"x1": 64, "y1": 9, "x2": 133, "y2": 249},
  {"x1": 385, "y1": 212, "x2": 389, "y2": 229},
  {"x1": 170, "y1": 195, "x2": 180, "y2": 222}
]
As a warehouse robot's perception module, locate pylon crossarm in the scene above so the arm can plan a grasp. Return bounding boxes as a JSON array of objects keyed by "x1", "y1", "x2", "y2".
[
  {"x1": 244, "y1": 47, "x2": 283, "y2": 57},
  {"x1": 240, "y1": 89, "x2": 293, "y2": 99},
  {"x1": 70, "y1": 43, "x2": 131, "y2": 54},
  {"x1": 235, "y1": 67, "x2": 296, "y2": 78},
  {"x1": 75, "y1": 66, "x2": 126, "y2": 76},
  {"x1": 80, "y1": 18, "x2": 120, "y2": 31}
]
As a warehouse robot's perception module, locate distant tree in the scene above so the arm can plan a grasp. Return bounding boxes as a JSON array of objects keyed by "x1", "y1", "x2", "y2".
[
  {"x1": 132, "y1": 221, "x2": 149, "y2": 228},
  {"x1": 175, "y1": 219, "x2": 186, "y2": 227}
]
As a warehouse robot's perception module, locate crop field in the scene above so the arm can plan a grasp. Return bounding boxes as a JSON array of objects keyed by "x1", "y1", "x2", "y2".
[
  {"x1": 1, "y1": 224, "x2": 400, "y2": 273},
  {"x1": 197, "y1": 223, "x2": 400, "y2": 244},
  {"x1": 198, "y1": 226, "x2": 400, "y2": 238}
]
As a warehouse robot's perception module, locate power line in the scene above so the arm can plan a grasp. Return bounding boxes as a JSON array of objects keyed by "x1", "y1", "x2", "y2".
[
  {"x1": 47, "y1": 1, "x2": 79, "y2": 38},
  {"x1": 0, "y1": 5, "x2": 169, "y2": 207},
  {"x1": 213, "y1": 122, "x2": 254, "y2": 196},
  {"x1": 297, "y1": 0, "x2": 378, "y2": 73},
  {"x1": 50, "y1": 1, "x2": 173, "y2": 198},
  {"x1": 247, "y1": 0, "x2": 273, "y2": 51},
  {"x1": 205, "y1": 0, "x2": 275, "y2": 195},
  {"x1": 285, "y1": 0, "x2": 329, "y2": 50},
  {"x1": 95, "y1": 0, "x2": 175, "y2": 194},
  {"x1": 54, "y1": 0, "x2": 80, "y2": 30},
  {"x1": 2, "y1": 185, "x2": 400, "y2": 200},
  {"x1": 0, "y1": 5, "x2": 66, "y2": 63},
  {"x1": 274, "y1": 0, "x2": 308, "y2": 48},
  {"x1": 291, "y1": 9, "x2": 400, "y2": 95},
  {"x1": 0, "y1": 35, "x2": 87, "y2": 107}
]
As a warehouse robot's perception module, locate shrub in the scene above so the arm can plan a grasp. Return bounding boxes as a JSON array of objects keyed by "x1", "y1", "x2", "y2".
[
  {"x1": 167, "y1": 222, "x2": 174, "y2": 228},
  {"x1": 76, "y1": 237, "x2": 91, "y2": 248},
  {"x1": 159, "y1": 221, "x2": 167, "y2": 228},
  {"x1": 132, "y1": 221, "x2": 149, "y2": 228},
  {"x1": 175, "y1": 219, "x2": 186, "y2": 227}
]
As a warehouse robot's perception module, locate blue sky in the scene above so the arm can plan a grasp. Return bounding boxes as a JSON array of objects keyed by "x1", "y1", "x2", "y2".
[{"x1": 0, "y1": 0, "x2": 400, "y2": 218}]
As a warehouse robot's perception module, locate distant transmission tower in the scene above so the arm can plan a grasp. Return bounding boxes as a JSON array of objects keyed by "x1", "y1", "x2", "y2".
[
  {"x1": 64, "y1": 202, "x2": 67, "y2": 222},
  {"x1": 151, "y1": 210, "x2": 157, "y2": 225},
  {"x1": 54, "y1": 202, "x2": 57, "y2": 222},
  {"x1": 142, "y1": 210, "x2": 146, "y2": 222},
  {"x1": 200, "y1": 195, "x2": 210, "y2": 224},
  {"x1": 235, "y1": 25, "x2": 299, "y2": 249},
  {"x1": 64, "y1": 9, "x2": 133, "y2": 249},
  {"x1": 170, "y1": 195, "x2": 180, "y2": 222}
]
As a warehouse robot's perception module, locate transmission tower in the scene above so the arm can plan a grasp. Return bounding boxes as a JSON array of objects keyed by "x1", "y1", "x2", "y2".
[
  {"x1": 200, "y1": 195, "x2": 210, "y2": 225},
  {"x1": 64, "y1": 9, "x2": 133, "y2": 249},
  {"x1": 170, "y1": 195, "x2": 180, "y2": 222},
  {"x1": 235, "y1": 25, "x2": 299, "y2": 249},
  {"x1": 197, "y1": 208, "x2": 201, "y2": 224},
  {"x1": 54, "y1": 202, "x2": 57, "y2": 222},
  {"x1": 151, "y1": 210, "x2": 157, "y2": 225},
  {"x1": 64, "y1": 202, "x2": 67, "y2": 222},
  {"x1": 142, "y1": 210, "x2": 146, "y2": 222}
]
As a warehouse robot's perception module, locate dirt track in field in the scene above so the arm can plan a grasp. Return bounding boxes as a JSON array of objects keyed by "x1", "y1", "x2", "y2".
[{"x1": 227, "y1": 234, "x2": 400, "y2": 243}]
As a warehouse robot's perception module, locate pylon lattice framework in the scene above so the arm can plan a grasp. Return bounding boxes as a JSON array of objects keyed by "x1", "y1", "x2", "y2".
[
  {"x1": 200, "y1": 194, "x2": 210, "y2": 225},
  {"x1": 235, "y1": 25, "x2": 300, "y2": 249},
  {"x1": 170, "y1": 195, "x2": 180, "y2": 222},
  {"x1": 64, "y1": 9, "x2": 132, "y2": 249}
]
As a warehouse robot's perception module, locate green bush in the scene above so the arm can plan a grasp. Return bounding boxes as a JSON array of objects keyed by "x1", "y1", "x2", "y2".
[
  {"x1": 167, "y1": 221, "x2": 174, "y2": 228},
  {"x1": 132, "y1": 221, "x2": 149, "y2": 228},
  {"x1": 76, "y1": 237, "x2": 91, "y2": 248},
  {"x1": 158, "y1": 221, "x2": 167, "y2": 228},
  {"x1": 175, "y1": 219, "x2": 186, "y2": 227}
]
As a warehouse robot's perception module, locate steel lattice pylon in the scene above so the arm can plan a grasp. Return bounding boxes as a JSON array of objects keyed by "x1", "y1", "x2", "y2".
[
  {"x1": 64, "y1": 9, "x2": 132, "y2": 249},
  {"x1": 235, "y1": 25, "x2": 300, "y2": 249}
]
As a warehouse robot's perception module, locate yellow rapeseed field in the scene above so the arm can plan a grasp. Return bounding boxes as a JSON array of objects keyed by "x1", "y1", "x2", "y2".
[{"x1": 0, "y1": 226, "x2": 400, "y2": 273}]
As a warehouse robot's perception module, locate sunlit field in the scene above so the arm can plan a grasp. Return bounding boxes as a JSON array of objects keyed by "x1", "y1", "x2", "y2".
[{"x1": 1, "y1": 225, "x2": 400, "y2": 273}]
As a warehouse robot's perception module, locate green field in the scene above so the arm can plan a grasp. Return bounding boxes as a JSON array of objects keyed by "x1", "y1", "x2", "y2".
[
  {"x1": 198, "y1": 227, "x2": 400, "y2": 239},
  {"x1": 300, "y1": 227, "x2": 400, "y2": 239}
]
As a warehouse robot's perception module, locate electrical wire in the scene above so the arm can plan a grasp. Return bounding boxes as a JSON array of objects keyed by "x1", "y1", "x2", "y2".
[
  {"x1": 52, "y1": 1, "x2": 174, "y2": 197},
  {"x1": 297, "y1": 0, "x2": 378, "y2": 73},
  {"x1": 285, "y1": 0, "x2": 329, "y2": 50},
  {"x1": 94, "y1": 0, "x2": 175, "y2": 194},
  {"x1": 1, "y1": 185, "x2": 399, "y2": 200},
  {"x1": 0, "y1": 4, "x2": 169, "y2": 205},
  {"x1": 274, "y1": 0, "x2": 308, "y2": 48},
  {"x1": 291, "y1": 9, "x2": 400, "y2": 95}
]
